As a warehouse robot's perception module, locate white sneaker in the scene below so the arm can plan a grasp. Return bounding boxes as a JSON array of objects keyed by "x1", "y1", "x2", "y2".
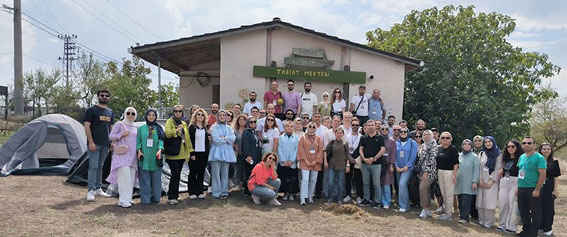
[
  {"x1": 207, "y1": 186, "x2": 212, "y2": 194},
  {"x1": 436, "y1": 206, "x2": 444, "y2": 213},
  {"x1": 198, "y1": 193, "x2": 206, "y2": 199},
  {"x1": 399, "y1": 208, "x2": 407, "y2": 213},
  {"x1": 282, "y1": 194, "x2": 289, "y2": 201},
  {"x1": 383, "y1": 205, "x2": 390, "y2": 209},
  {"x1": 438, "y1": 213, "x2": 453, "y2": 221},
  {"x1": 543, "y1": 230, "x2": 553, "y2": 236},
  {"x1": 268, "y1": 198, "x2": 281, "y2": 206},
  {"x1": 119, "y1": 202, "x2": 132, "y2": 208},
  {"x1": 357, "y1": 197, "x2": 362, "y2": 204},
  {"x1": 86, "y1": 190, "x2": 95, "y2": 201},
  {"x1": 426, "y1": 209, "x2": 433, "y2": 216},
  {"x1": 251, "y1": 194, "x2": 261, "y2": 204},
  {"x1": 308, "y1": 197, "x2": 314, "y2": 204},
  {"x1": 289, "y1": 194, "x2": 295, "y2": 201},
  {"x1": 342, "y1": 195, "x2": 352, "y2": 203},
  {"x1": 95, "y1": 188, "x2": 111, "y2": 197},
  {"x1": 419, "y1": 210, "x2": 428, "y2": 219},
  {"x1": 189, "y1": 195, "x2": 197, "y2": 200},
  {"x1": 167, "y1": 199, "x2": 179, "y2": 205},
  {"x1": 300, "y1": 198, "x2": 306, "y2": 205}
]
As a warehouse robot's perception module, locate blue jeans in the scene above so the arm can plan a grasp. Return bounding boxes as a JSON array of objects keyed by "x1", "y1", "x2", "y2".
[
  {"x1": 362, "y1": 163, "x2": 381, "y2": 203},
  {"x1": 210, "y1": 161, "x2": 230, "y2": 198},
  {"x1": 87, "y1": 145, "x2": 109, "y2": 191},
  {"x1": 139, "y1": 168, "x2": 162, "y2": 204},
  {"x1": 251, "y1": 178, "x2": 281, "y2": 200},
  {"x1": 327, "y1": 169, "x2": 345, "y2": 202},
  {"x1": 396, "y1": 171, "x2": 412, "y2": 210},
  {"x1": 458, "y1": 194, "x2": 474, "y2": 221},
  {"x1": 381, "y1": 185, "x2": 391, "y2": 207}
]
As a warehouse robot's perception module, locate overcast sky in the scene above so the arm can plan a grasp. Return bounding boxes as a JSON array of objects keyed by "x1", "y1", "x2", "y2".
[{"x1": 0, "y1": 0, "x2": 565, "y2": 97}]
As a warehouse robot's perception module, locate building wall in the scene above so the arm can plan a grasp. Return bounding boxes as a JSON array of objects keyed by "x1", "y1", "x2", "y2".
[{"x1": 179, "y1": 73, "x2": 220, "y2": 109}]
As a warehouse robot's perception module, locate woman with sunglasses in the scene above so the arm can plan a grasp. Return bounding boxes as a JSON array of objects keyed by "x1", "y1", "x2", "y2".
[
  {"x1": 409, "y1": 130, "x2": 423, "y2": 207},
  {"x1": 248, "y1": 152, "x2": 281, "y2": 205},
  {"x1": 188, "y1": 108, "x2": 211, "y2": 199},
  {"x1": 496, "y1": 140, "x2": 523, "y2": 232},
  {"x1": 379, "y1": 124, "x2": 397, "y2": 209},
  {"x1": 455, "y1": 139, "x2": 480, "y2": 223},
  {"x1": 436, "y1": 132, "x2": 459, "y2": 221},
  {"x1": 164, "y1": 105, "x2": 194, "y2": 205},
  {"x1": 297, "y1": 121, "x2": 324, "y2": 205},
  {"x1": 209, "y1": 110, "x2": 237, "y2": 200},
  {"x1": 317, "y1": 92, "x2": 332, "y2": 118},
  {"x1": 260, "y1": 114, "x2": 280, "y2": 157},
  {"x1": 107, "y1": 107, "x2": 139, "y2": 208},
  {"x1": 330, "y1": 88, "x2": 345, "y2": 118},
  {"x1": 539, "y1": 143, "x2": 561, "y2": 236},
  {"x1": 395, "y1": 127, "x2": 418, "y2": 212},
  {"x1": 136, "y1": 109, "x2": 165, "y2": 205},
  {"x1": 476, "y1": 136, "x2": 502, "y2": 228},
  {"x1": 231, "y1": 114, "x2": 248, "y2": 192},
  {"x1": 241, "y1": 116, "x2": 263, "y2": 196},
  {"x1": 417, "y1": 130, "x2": 438, "y2": 219},
  {"x1": 277, "y1": 121, "x2": 300, "y2": 201},
  {"x1": 294, "y1": 118, "x2": 305, "y2": 137}
]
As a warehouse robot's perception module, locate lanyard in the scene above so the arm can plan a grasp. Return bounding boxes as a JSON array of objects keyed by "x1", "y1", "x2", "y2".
[{"x1": 351, "y1": 134, "x2": 360, "y2": 148}]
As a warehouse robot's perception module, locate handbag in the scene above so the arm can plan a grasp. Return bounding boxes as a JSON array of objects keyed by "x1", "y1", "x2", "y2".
[
  {"x1": 163, "y1": 123, "x2": 183, "y2": 156},
  {"x1": 114, "y1": 145, "x2": 128, "y2": 155}
]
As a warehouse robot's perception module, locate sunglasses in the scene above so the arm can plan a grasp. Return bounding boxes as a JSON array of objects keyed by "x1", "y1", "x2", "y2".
[
  {"x1": 197, "y1": 113, "x2": 204, "y2": 117},
  {"x1": 260, "y1": 112, "x2": 266, "y2": 114},
  {"x1": 400, "y1": 131, "x2": 408, "y2": 133},
  {"x1": 507, "y1": 145, "x2": 516, "y2": 149},
  {"x1": 250, "y1": 121, "x2": 257, "y2": 124},
  {"x1": 415, "y1": 136, "x2": 422, "y2": 138},
  {"x1": 440, "y1": 137, "x2": 451, "y2": 140},
  {"x1": 394, "y1": 129, "x2": 400, "y2": 131},
  {"x1": 335, "y1": 91, "x2": 341, "y2": 94},
  {"x1": 288, "y1": 84, "x2": 294, "y2": 86},
  {"x1": 174, "y1": 110, "x2": 183, "y2": 113},
  {"x1": 126, "y1": 112, "x2": 135, "y2": 116},
  {"x1": 268, "y1": 157, "x2": 276, "y2": 161},
  {"x1": 352, "y1": 124, "x2": 360, "y2": 127},
  {"x1": 99, "y1": 94, "x2": 110, "y2": 98},
  {"x1": 267, "y1": 119, "x2": 275, "y2": 122},
  {"x1": 380, "y1": 128, "x2": 388, "y2": 130},
  {"x1": 286, "y1": 113, "x2": 293, "y2": 115},
  {"x1": 308, "y1": 126, "x2": 316, "y2": 129},
  {"x1": 323, "y1": 95, "x2": 329, "y2": 97},
  {"x1": 522, "y1": 142, "x2": 533, "y2": 145}
]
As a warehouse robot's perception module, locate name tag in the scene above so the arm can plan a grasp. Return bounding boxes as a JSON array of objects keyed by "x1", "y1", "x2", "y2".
[
  {"x1": 519, "y1": 170, "x2": 525, "y2": 180},
  {"x1": 349, "y1": 147, "x2": 355, "y2": 153},
  {"x1": 372, "y1": 111, "x2": 377, "y2": 115},
  {"x1": 399, "y1": 151, "x2": 404, "y2": 157},
  {"x1": 483, "y1": 167, "x2": 489, "y2": 172},
  {"x1": 273, "y1": 100, "x2": 277, "y2": 105},
  {"x1": 504, "y1": 176, "x2": 510, "y2": 181},
  {"x1": 360, "y1": 105, "x2": 365, "y2": 110},
  {"x1": 310, "y1": 148, "x2": 316, "y2": 154},
  {"x1": 147, "y1": 139, "x2": 153, "y2": 148}
]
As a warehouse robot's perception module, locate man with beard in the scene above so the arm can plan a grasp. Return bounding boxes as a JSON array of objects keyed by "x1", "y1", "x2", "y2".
[
  {"x1": 84, "y1": 88, "x2": 115, "y2": 201},
  {"x1": 350, "y1": 85, "x2": 372, "y2": 126},
  {"x1": 263, "y1": 81, "x2": 283, "y2": 119},
  {"x1": 387, "y1": 115, "x2": 396, "y2": 137},
  {"x1": 207, "y1": 103, "x2": 219, "y2": 129},
  {"x1": 409, "y1": 119, "x2": 426, "y2": 139},
  {"x1": 368, "y1": 89, "x2": 386, "y2": 122},
  {"x1": 282, "y1": 80, "x2": 302, "y2": 117},
  {"x1": 300, "y1": 82, "x2": 318, "y2": 117},
  {"x1": 243, "y1": 91, "x2": 263, "y2": 115}
]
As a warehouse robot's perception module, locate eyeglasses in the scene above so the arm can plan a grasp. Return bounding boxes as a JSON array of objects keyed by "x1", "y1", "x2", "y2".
[
  {"x1": 352, "y1": 124, "x2": 360, "y2": 127},
  {"x1": 267, "y1": 119, "x2": 274, "y2": 122},
  {"x1": 334, "y1": 91, "x2": 341, "y2": 94},
  {"x1": 507, "y1": 145, "x2": 516, "y2": 149},
  {"x1": 380, "y1": 128, "x2": 388, "y2": 130},
  {"x1": 522, "y1": 142, "x2": 533, "y2": 145},
  {"x1": 400, "y1": 131, "x2": 408, "y2": 133},
  {"x1": 286, "y1": 113, "x2": 293, "y2": 115},
  {"x1": 308, "y1": 126, "x2": 316, "y2": 129},
  {"x1": 288, "y1": 84, "x2": 294, "y2": 86},
  {"x1": 260, "y1": 112, "x2": 266, "y2": 114},
  {"x1": 174, "y1": 110, "x2": 183, "y2": 113},
  {"x1": 99, "y1": 94, "x2": 110, "y2": 98},
  {"x1": 415, "y1": 136, "x2": 422, "y2": 138},
  {"x1": 250, "y1": 121, "x2": 257, "y2": 124},
  {"x1": 268, "y1": 157, "x2": 276, "y2": 161},
  {"x1": 197, "y1": 113, "x2": 204, "y2": 117},
  {"x1": 394, "y1": 129, "x2": 400, "y2": 131},
  {"x1": 440, "y1": 137, "x2": 451, "y2": 140},
  {"x1": 323, "y1": 95, "x2": 329, "y2": 97},
  {"x1": 126, "y1": 112, "x2": 135, "y2": 116}
]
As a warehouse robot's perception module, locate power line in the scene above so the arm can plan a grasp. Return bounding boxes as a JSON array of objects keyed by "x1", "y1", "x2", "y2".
[
  {"x1": 23, "y1": 54, "x2": 58, "y2": 68},
  {"x1": 80, "y1": 0, "x2": 145, "y2": 43},
  {"x1": 104, "y1": 0, "x2": 162, "y2": 41},
  {"x1": 69, "y1": 0, "x2": 139, "y2": 43},
  {"x1": 39, "y1": 0, "x2": 70, "y2": 34}
]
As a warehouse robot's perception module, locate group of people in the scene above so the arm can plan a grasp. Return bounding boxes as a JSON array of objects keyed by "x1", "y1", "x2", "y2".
[{"x1": 83, "y1": 84, "x2": 561, "y2": 237}]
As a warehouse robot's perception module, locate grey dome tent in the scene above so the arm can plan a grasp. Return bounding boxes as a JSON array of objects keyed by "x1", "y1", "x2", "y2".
[{"x1": 0, "y1": 114, "x2": 87, "y2": 176}]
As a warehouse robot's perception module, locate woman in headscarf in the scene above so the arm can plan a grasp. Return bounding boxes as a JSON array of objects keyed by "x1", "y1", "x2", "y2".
[
  {"x1": 317, "y1": 92, "x2": 331, "y2": 118},
  {"x1": 136, "y1": 109, "x2": 164, "y2": 205},
  {"x1": 497, "y1": 140, "x2": 523, "y2": 232},
  {"x1": 164, "y1": 104, "x2": 194, "y2": 205},
  {"x1": 107, "y1": 107, "x2": 138, "y2": 208},
  {"x1": 297, "y1": 121, "x2": 324, "y2": 205},
  {"x1": 208, "y1": 109, "x2": 237, "y2": 200},
  {"x1": 455, "y1": 139, "x2": 480, "y2": 223},
  {"x1": 472, "y1": 135, "x2": 484, "y2": 156},
  {"x1": 241, "y1": 116, "x2": 262, "y2": 196},
  {"x1": 418, "y1": 130, "x2": 438, "y2": 219},
  {"x1": 395, "y1": 127, "x2": 418, "y2": 212},
  {"x1": 188, "y1": 108, "x2": 210, "y2": 199},
  {"x1": 476, "y1": 136, "x2": 502, "y2": 228}
]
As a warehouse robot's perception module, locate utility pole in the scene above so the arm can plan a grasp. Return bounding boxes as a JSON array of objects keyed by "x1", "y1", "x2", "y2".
[
  {"x1": 157, "y1": 57, "x2": 162, "y2": 118},
  {"x1": 4, "y1": 0, "x2": 24, "y2": 115},
  {"x1": 58, "y1": 34, "x2": 77, "y2": 90}
]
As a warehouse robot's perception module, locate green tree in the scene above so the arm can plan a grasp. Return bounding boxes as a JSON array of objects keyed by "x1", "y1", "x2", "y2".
[
  {"x1": 23, "y1": 69, "x2": 61, "y2": 117},
  {"x1": 74, "y1": 53, "x2": 110, "y2": 107},
  {"x1": 366, "y1": 5, "x2": 561, "y2": 145},
  {"x1": 107, "y1": 56, "x2": 156, "y2": 118},
  {"x1": 160, "y1": 82, "x2": 179, "y2": 108},
  {"x1": 531, "y1": 95, "x2": 567, "y2": 152}
]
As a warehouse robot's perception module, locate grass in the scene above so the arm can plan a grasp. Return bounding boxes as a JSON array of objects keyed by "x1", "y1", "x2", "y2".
[{"x1": 1, "y1": 175, "x2": 565, "y2": 236}]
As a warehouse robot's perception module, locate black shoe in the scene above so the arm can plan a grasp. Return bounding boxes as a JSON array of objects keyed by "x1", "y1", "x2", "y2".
[
  {"x1": 373, "y1": 203, "x2": 381, "y2": 209},
  {"x1": 358, "y1": 200, "x2": 370, "y2": 207}
]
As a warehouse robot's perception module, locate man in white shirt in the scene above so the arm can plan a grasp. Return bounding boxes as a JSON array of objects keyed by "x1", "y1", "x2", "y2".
[
  {"x1": 256, "y1": 103, "x2": 284, "y2": 133},
  {"x1": 243, "y1": 91, "x2": 263, "y2": 115},
  {"x1": 300, "y1": 82, "x2": 318, "y2": 117},
  {"x1": 344, "y1": 118, "x2": 362, "y2": 203},
  {"x1": 350, "y1": 85, "x2": 371, "y2": 126}
]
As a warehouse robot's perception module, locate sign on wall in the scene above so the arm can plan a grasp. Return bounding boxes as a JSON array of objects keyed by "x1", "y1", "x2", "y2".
[{"x1": 253, "y1": 66, "x2": 366, "y2": 84}]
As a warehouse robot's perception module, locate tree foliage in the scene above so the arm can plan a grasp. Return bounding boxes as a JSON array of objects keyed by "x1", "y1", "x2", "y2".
[
  {"x1": 23, "y1": 69, "x2": 61, "y2": 117},
  {"x1": 366, "y1": 5, "x2": 561, "y2": 145},
  {"x1": 531, "y1": 95, "x2": 567, "y2": 152},
  {"x1": 74, "y1": 53, "x2": 109, "y2": 107}
]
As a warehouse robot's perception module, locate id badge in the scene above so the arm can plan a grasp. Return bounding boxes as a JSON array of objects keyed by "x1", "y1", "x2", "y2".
[
  {"x1": 310, "y1": 148, "x2": 316, "y2": 154},
  {"x1": 399, "y1": 151, "x2": 405, "y2": 157},
  {"x1": 360, "y1": 105, "x2": 365, "y2": 110},
  {"x1": 519, "y1": 170, "x2": 525, "y2": 180},
  {"x1": 372, "y1": 111, "x2": 377, "y2": 115},
  {"x1": 349, "y1": 147, "x2": 355, "y2": 153},
  {"x1": 147, "y1": 139, "x2": 154, "y2": 148},
  {"x1": 483, "y1": 167, "x2": 489, "y2": 172},
  {"x1": 273, "y1": 100, "x2": 277, "y2": 105}
]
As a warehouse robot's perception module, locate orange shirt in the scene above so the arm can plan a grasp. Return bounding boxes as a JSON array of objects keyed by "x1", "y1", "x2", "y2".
[
  {"x1": 247, "y1": 162, "x2": 278, "y2": 191},
  {"x1": 297, "y1": 134, "x2": 324, "y2": 171}
]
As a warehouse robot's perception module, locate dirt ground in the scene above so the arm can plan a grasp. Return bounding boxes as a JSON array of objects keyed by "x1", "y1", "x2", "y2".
[{"x1": 0, "y1": 175, "x2": 565, "y2": 237}]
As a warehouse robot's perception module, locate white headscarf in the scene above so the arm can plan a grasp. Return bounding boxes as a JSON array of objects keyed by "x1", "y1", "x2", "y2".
[
  {"x1": 121, "y1": 107, "x2": 137, "y2": 126},
  {"x1": 320, "y1": 92, "x2": 330, "y2": 106}
]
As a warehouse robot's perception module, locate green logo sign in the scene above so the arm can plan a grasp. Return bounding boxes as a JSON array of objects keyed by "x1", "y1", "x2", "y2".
[{"x1": 253, "y1": 66, "x2": 366, "y2": 84}]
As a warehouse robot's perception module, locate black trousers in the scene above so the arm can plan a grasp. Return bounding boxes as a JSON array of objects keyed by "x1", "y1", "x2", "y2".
[
  {"x1": 188, "y1": 152, "x2": 208, "y2": 195},
  {"x1": 470, "y1": 195, "x2": 479, "y2": 219},
  {"x1": 166, "y1": 159, "x2": 185, "y2": 200},
  {"x1": 278, "y1": 165, "x2": 298, "y2": 194},
  {"x1": 242, "y1": 161, "x2": 254, "y2": 195},
  {"x1": 518, "y1": 187, "x2": 542, "y2": 236},
  {"x1": 458, "y1": 194, "x2": 474, "y2": 221},
  {"x1": 541, "y1": 191, "x2": 555, "y2": 232},
  {"x1": 356, "y1": 115, "x2": 369, "y2": 126},
  {"x1": 315, "y1": 168, "x2": 324, "y2": 197},
  {"x1": 354, "y1": 168, "x2": 363, "y2": 198},
  {"x1": 344, "y1": 168, "x2": 353, "y2": 198},
  {"x1": 409, "y1": 171, "x2": 420, "y2": 206}
]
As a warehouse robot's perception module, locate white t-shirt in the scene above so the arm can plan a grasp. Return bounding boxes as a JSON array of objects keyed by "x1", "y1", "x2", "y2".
[
  {"x1": 339, "y1": 125, "x2": 353, "y2": 135},
  {"x1": 351, "y1": 94, "x2": 371, "y2": 116},
  {"x1": 323, "y1": 128, "x2": 336, "y2": 147},
  {"x1": 346, "y1": 133, "x2": 362, "y2": 168},
  {"x1": 332, "y1": 99, "x2": 346, "y2": 114},
  {"x1": 301, "y1": 92, "x2": 318, "y2": 117},
  {"x1": 261, "y1": 128, "x2": 280, "y2": 149},
  {"x1": 243, "y1": 101, "x2": 263, "y2": 115},
  {"x1": 315, "y1": 125, "x2": 328, "y2": 140},
  {"x1": 194, "y1": 127, "x2": 206, "y2": 152}
]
